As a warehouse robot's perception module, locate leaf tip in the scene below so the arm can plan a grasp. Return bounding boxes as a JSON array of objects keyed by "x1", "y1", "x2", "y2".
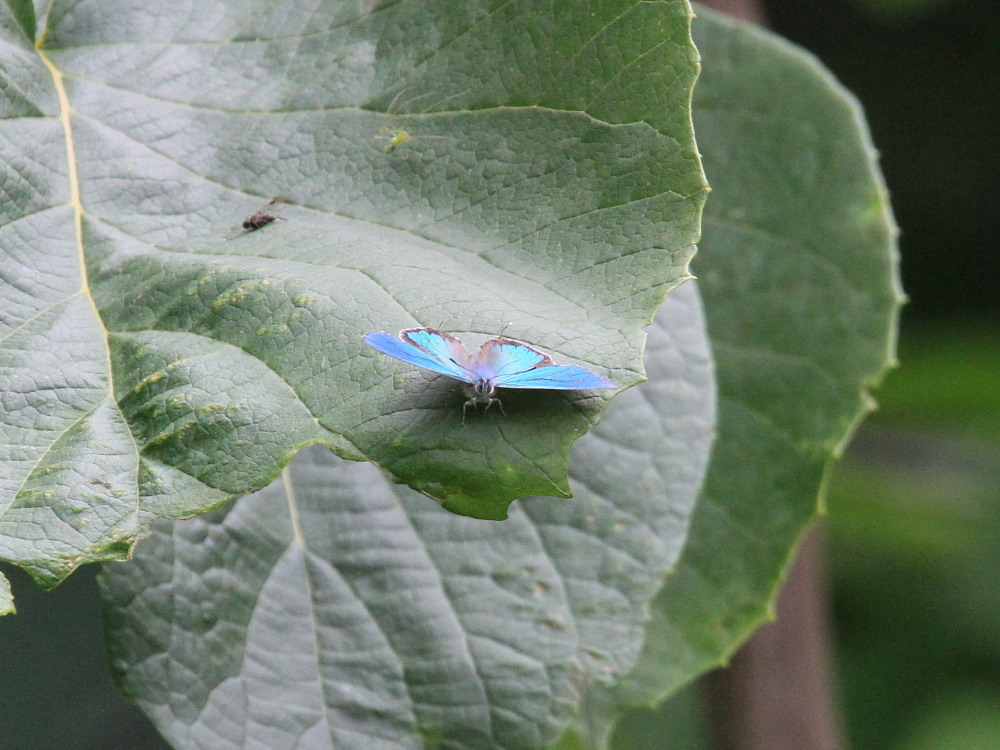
[{"x1": 439, "y1": 492, "x2": 511, "y2": 520}]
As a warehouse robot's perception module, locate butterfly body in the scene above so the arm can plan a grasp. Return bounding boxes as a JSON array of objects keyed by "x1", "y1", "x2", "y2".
[{"x1": 364, "y1": 327, "x2": 616, "y2": 419}]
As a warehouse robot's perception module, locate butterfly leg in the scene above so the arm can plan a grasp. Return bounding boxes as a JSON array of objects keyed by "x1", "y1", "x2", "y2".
[{"x1": 483, "y1": 397, "x2": 507, "y2": 417}]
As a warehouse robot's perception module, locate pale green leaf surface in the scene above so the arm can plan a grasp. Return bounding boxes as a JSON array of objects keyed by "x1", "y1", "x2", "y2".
[
  {"x1": 0, "y1": 0, "x2": 706, "y2": 594},
  {"x1": 100, "y1": 282, "x2": 716, "y2": 750},
  {"x1": 564, "y1": 8, "x2": 903, "y2": 747},
  {"x1": 0, "y1": 571, "x2": 11, "y2": 615}
]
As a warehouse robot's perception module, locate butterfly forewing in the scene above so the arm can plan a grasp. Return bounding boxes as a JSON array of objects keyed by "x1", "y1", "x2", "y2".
[
  {"x1": 363, "y1": 331, "x2": 469, "y2": 381},
  {"x1": 476, "y1": 337, "x2": 552, "y2": 378},
  {"x1": 400, "y1": 328, "x2": 473, "y2": 374}
]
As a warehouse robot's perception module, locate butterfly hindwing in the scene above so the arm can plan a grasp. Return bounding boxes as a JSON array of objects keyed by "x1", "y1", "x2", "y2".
[
  {"x1": 495, "y1": 364, "x2": 617, "y2": 390},
  {"x1": 363, "y1": 330, "x2": 470, "y2": 381}
]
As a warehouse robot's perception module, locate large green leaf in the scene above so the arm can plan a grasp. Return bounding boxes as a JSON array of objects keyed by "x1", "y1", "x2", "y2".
[
  {"x1": 99, "y1": 282, "x2": 716, "y2": 750},
  {"x1": 0, "y1": 0, "x2": 706, "y2": 592},
  {"x1": 562, "y1": 7, "x2": 903, "y2": 747}
]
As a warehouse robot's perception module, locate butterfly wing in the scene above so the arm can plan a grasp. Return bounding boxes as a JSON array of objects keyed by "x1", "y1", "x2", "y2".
[
  {"x1": 400, "y1": 328, "x2": 475, "y2": 378},
  {"x1": 367, "y1": 329, "x2": 616, "y2": 392},
  {"x1": 475, "y1": 337, "x2": 552, "y2": 379},
  {"x1": 496, "y1": 364, "x2": 617, "y2": 391},
  {"x1": 364, "y1": 328, "x2": 471, "y2": 381},
  {"x1": 478, "y1": 337, "x2": 616, "y2": 391}
]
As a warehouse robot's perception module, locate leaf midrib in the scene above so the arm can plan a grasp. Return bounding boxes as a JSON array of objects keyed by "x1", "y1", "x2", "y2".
[{"x1": 33, "y1": 45, "x2": 142, "y2": 527}]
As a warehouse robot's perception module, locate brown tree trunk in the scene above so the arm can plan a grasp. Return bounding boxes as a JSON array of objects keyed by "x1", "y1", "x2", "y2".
[
  {"x1": 697, "y1": 0, "x2": 768, "y2": 24},
  {"x1": 705, "y1": 527, "x2": 847, "y2": 749}
]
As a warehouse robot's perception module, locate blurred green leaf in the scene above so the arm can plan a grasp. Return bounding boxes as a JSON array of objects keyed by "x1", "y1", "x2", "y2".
[
  {"x1": 871, "y1": 323, "x2": 1000, "y2": 441},
  {"x1": 564, "y1": 7, "x2": 902, "y2": 746},
  {"x1": 895, "y1": 688, "x2": 1000, "y2": 750},
  {"x1": 824, "y1": 378, "x2": 1000, "y2": 750},
  {"x1": 100, "y1": 283, "x2": 716, "y2": 749},
  {"x1": 828, "y1": 437, "x2": 997, "y2": 558},
  {"x1": 0, "y1": 0, "x2": 706, "y2": 595}
]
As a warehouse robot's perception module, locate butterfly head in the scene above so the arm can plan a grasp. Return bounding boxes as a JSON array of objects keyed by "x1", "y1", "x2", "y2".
[
  {"x1": 471, "y1": 376, "x2": 497, "y2": 398},
  {"x1": 461, "y1": 378, "x2": 498, "y2": 405},
  {"x1": 460, "y1": 379, "x2": 505, "y2": 423}
]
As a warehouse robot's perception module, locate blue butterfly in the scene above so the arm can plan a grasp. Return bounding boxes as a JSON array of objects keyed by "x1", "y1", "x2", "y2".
[{"x1": 364, "y1": 327, "x2": 617, "y2": 418}]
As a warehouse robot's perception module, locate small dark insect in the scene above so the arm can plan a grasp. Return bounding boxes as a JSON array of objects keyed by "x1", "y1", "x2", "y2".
[
  {"x1": 229, "y1": 198, "x2": 287, "y2": 238},
  {"x1": 88, "y1": 477, "x2": 113, "y2": 490}
]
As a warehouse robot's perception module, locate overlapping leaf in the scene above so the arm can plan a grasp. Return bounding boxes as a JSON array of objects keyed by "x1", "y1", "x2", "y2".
[
  {"x1": 561, "y1": 9, "x2": 903, "y2": 747},
  {"x1": 0, "y1": 0, "x2": 706, "y2": 594},
  {"x1": 100, "y1": 282, "x2": 716, "y2": 750}
]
